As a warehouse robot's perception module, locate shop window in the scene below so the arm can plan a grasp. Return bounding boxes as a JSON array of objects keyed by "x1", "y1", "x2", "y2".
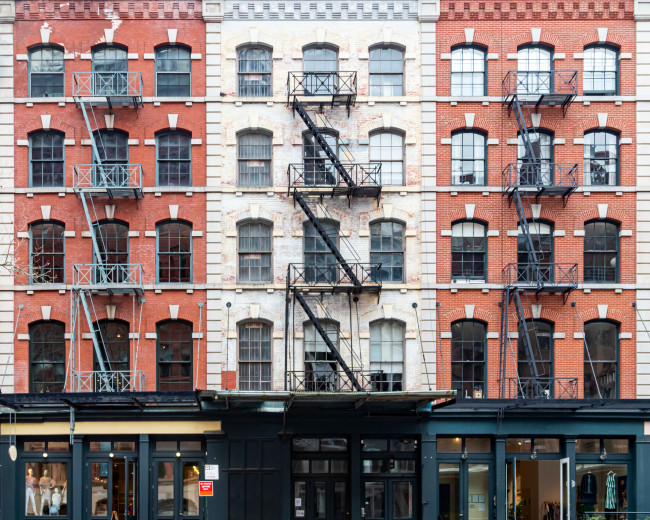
[
  {"x1": 156, "y1": 320, "x2": 193, "y2": 391},
  {"x1": 437, "y1": 437, "x2": 491, "y2": 454},
  {"x1": 505, "y1": 438, "x2": 532, "y2": 453},
  {"x1": 584, "y1": 45, "x2": 618, "y2": 95},
  {"x1": 516, "y1": 45, "x2": 553, "y2": 95},
  {"x1": 438, "y1": 463, "x2": 461, "y2": 520},
  {"x1": 451, "y1": 320, "x2": 486, "y2": 399},
  {"x1": 89, "y1": 440, "x2": 136, "y2": 452},
  {"x1": 604, "y1": 438, "x2": 629, "y2": 454},
  {"x1": 157, "y1": 220, "x2": 192, "y2": 283},
  {"x1": 24, "y1": 441, "x2": 69, "y2": 452},
  {"x1": 238, "y1": 321, "x2": 272, "y2": 390},
  {"x1": 369, "y1": 130, "x2": 405, "y2": 185},
  {"x1": 369, "y1": 45, "x2": 404, "y2": 96},
  {"x1": 237, "y1": 46, "x2": 272, "y2": 97},
  {"x1": 576, "y1": 438, "x2": 601, "y2": 453},
  {"x1": 25, "y1": 462, "x2": 68, "y2": 516},
  {"x1": 584, "y1": 220, "x2": 619, "y2": 283},
  {"x1": 30, "y1": 130, "x2": 65, "y2": 187},
  {"x1": 29, "y1": 320, "x2": 66, "y2": 393},
  {"x1": 238, "y1": 132, "x2": 272, "y2": 187},
  {"x1": 157, "y1": 131, "x2": 192, "y2": 187},
  {"x1": 154, "y1": 440, "x2": 202, "y2": 452},
  {"x1": 30, "y1": 221, "x2": 65, "y2": 284},
  {"x1": 576, "y1": 464, "x2": 628, "y2": 515},
  {"x1": 155, "y1": 45, "x2": 191, "y2": 97},
  {"x1": 576, "y1": 438, "x2": 630, "y2": 455},
  {"x1": 584, "y1": 130, "x2": 619, "y2": 186},
  {"x1": 450, "y1": 45, "x2": 486, "y2": 96},
  {"x1": 370, "y1": 221, "x2": 405, "y2": 283},
  {"x1": 584, "y1": 320, "x2": 618, "y2": 399},
  {"x1": 238, "y1": 221, "x2": 272, "y2": 282},
  {"x1": 369, "y1": 320, "x2": 404, "y2": 391},
  {"x1": 451, "y1": 221, "x2": 486, "y2": 281},
  {"x1": 29, "y1": 46, "x2": 64, "y2": 97},
  {"x1": 437, "y1": 437, "x2": 463, "y2": 453},
  {"x1": 451, "y1": 131, "x2": 486, "y2": 186},
  {"x1": 465, "y1": 438, "x2": 491, "y2": 453}
]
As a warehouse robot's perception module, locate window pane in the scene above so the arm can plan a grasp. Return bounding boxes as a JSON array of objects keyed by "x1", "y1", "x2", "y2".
[
  {"x1": 584, "y1": 46, "x2": 618, "y2": 94},
  {"x1": 439, "y1": 464, "x2": 460, "y2": 520},
  {"x1": 576, "y1": 439, "x2": 601, "y2": 453},
  {"x1": 364, "y1": 482, "x2": 385, "y2": 518},
  {"x1": 30, "y1": 321, "x2": 65, "y2": 392},
  {"x1": 238, "y1": 321, "x2": 272, "y2": 390},
  {"x1": 450, "y1": 47, "x2": 486, "y2": 96},
  {"x1": 31, "y1": 223, "x2": 65, "y2": 284},
  {"x1": 517, "y1": 46, "x2": 552, "y2": 95},
  {"x1": 239, "y1": 133, "x2": 272, "y2": 186},
  {"x1": 370, "y1": 222, "x2": 405, "y2": 282},
  {"x1": 30, "y1": 131, "x2": 65, "y2": 187},
  {"x1": 505, "y1": 438, "x2": 532, "y2": 452},
  {"x1": 93, "y1": 320, "x2": 130, "y2": 390},
  {"x1": 437, "y1": 437, "x2": 462, "y2": 453},
  {"x1": 183, "y1": 462, "x2": 200, "y2": 515},
  {"x1": 238, "y1": 223, "x2": 272, "y2": 282},
  {"x1": 451, "y1": 222, "x2": 486, "y2": 280},
  {"x1": 370, "y1": 132, "x2": 404, "y2": 185},
  {"x1": 468, "y1": 464, "x2": 489, "y2": 520},
  {"x1": 393, "y1": 482, "x2": 413, "y2": 519},
  {"x1": 157, "y1": 321, "x2": 193, "y2": 391},
  {"x1": 465, "y1": 438, "x2": 491, "y2": 453},
  {"x1": 451, "y1": 132, "x2": 486, "y2": 185},
  {"x1": 369, "y1": 47, "x2": 404, "y2": 96},
  {"x1": 157, "y1": 132, "x2": 192, "y2": 186},
  {"x1": 584, "y1": 131, "x2": 618, "y2": 186},
  {"x1": 25, "y1": 462, "x2": 68, "y2": 516},
  {"x1": 30, "y1": 47, "x2": 64, "y2": 97},
  {"x1": 238, "y1": 47, "x2": 272, "y2": 97},
  {"x1": 157, "y1": 222, "x2": 192, "y2": 283},
  {"x1": 157, "y1": 461, "x2": 174, "y2": 516},
  {"x1": 156, "y1": 46, "x2": 191, "y2": 96},
  {"x1": 369, "y1": 320, "x2": 404, "y2": 391},
  {"x1": 584, "y1": 221, "x2": 618, "y2": 282},
  {"x1": 451, "y1": 321, "x2": 486, "y2": 398},
  {"x1": 584, "y1": 321, "x2": 618, "y2": 398},
  {"x1": 534, "y1": 438, "x2": 560, "y2": 453},
  {"x1": 576, "y1": 463, "x2": 628, "y2": 513}
]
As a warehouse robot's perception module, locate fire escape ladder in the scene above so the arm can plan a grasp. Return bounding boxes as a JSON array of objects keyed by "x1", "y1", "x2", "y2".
[
  {"x1": 292, "y1": 97, "x2": 356, "y2": 188},
  {"x1": 499, "y1": 290, "x2": 510, "y2": 398},
  {"x1": 512, "y1": 290, "x2": 540, "y2": 390},
  {"x1": 294, "y1": 291, "x2": 363, "y2": 392},
  {"x1": 77, "y1": 290, "x2": 112, "y2": 389},
  {"x1": 293, "y1": 190, "x2": 362, "y2": 288}
]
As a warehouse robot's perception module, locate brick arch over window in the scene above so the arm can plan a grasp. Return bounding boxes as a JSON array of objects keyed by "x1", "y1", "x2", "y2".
[
  {"x1": 442, "y1": 32, "x2": 493, "y2": 49},
  {"x1": 509, "y1": 33, "x2": 559, "y2": 50},
  {"x1": 578, "y1": 31, "x2": 626, "y2": 49}
]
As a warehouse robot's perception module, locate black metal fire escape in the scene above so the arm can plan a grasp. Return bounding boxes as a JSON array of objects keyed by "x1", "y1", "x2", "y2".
[
  {"x1": 499, "y1": 70, "x2": 579, "y2": 399},
  {"x1": 285, "y1": 72, "x2": 382, "y2": 392}
]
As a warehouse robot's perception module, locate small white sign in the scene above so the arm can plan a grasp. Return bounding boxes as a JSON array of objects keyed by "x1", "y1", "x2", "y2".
[
  {"x1": 205, "y1": 464, "x2": 219, "y2": 480},
  {"x1": 296, "y1": 511, "x2": 305, "y2": 518},
  {"x1": 295, "y1": 498, "x2": 302, "y2": 507}
]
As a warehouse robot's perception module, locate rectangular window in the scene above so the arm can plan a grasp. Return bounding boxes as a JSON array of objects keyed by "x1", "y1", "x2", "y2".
[
  {"x1": 238, "y1": 133, "x2": 272, "y2": 186},
  {"x1": 29, "y1": 47, "x2": 64, "y2": 97},
  {"x1": 369, "y1": 132, "x2": 404, "y2": 185},
  {"x1": 238, "y1": 223, "x2": 272, "y2": 282},
  {"x1": 238, "y1": 322, "x2": 272, "y2": 391},
  {"x1": 576, "y1": 463, "x2": 628, "y2": 513},
  {"x1": 369, "y1": 47, "x2": 404, "y2": 97},
  {"x1": 156, "y1": 46, "x2": 191, "y2": 97}
]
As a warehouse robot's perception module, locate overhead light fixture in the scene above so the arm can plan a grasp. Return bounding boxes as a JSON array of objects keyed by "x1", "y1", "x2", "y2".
[
  {"x1": 176, "y1": 452, "x2": 181, "y2": 458},
  {"x1": 42, "y1": 452, "x2": 48, "y2": 458}
]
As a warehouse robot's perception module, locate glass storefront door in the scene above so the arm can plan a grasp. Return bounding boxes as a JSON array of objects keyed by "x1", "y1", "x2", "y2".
[
  {"x1": 87, "y1": 457, "x2": 136, "y2": 519},
  {"x1": 153, "y1": 459, "x2": 202, "y2": 520}
]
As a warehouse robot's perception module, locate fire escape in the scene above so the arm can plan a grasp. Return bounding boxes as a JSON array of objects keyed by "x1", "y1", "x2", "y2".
[
  {"x1": 499, "y1": 69, "x2": 579, "y2": 399},
  {"x1": 69, "y1": 70, "x2": 145, "y2": 392},
  {"x1": 284, "y1": 71, "x2": 383, "y2": 392}
]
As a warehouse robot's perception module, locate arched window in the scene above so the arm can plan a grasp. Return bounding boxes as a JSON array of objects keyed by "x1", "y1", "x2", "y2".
[
  {"x1": 30, "y1": 221, "x2": 65, "y2": 284},
  {"x1": 369, "y1": 45, "x2": 404, "y2": 97},
  {"x1": 451, "y1": 221, "x2": 486, "y2": 281},
  {"x1": 304, "y1": 220, "x2": 339, "y2": 283},
  {"x1": 450, "y1": 45, "x2": 486, "y2": 96},
  {"x1": 451, "y1": 131, "x2": 486, "y2": 185},
  {"x1": 238, "y1": 321, "x2": 272, "y2": 390},
  {"x1": 584, "y1": 130, "x2": 619, "y2": 186},
  {"x1": 238, "y1": 221, "x2": 272, "y2": 283},
  {"x1": 369, "y1": 130, "x2": 404, "y2": 185},
  {"x1": 517, "y1": 45, "x2": 553, "y2": 95},
  {"x1": 451, "y1": 320, "x2": 486, "y2": 399},
  {"x1": 93, "y1": 220, "x2": 128, "y2": 283},
  {"x1": 93, "y1": 319, "x2": 130, "y2": 391},
  {"x1": 92, "y1": 44, "x2": 128, "y2": 96},
  {"x1": 157, "y1": 130, "x2": 192, "y2": 186},
  {"x1": 30, "y1": 320, "x2": 66, "y2": 393},
  {"x1": 155, "y1": 45, "x2": 191, "y2": 97},
  {"x1": 584, "y1": 220, "x2": 619, "y2": 283},
  {"x1": 238, "y1": 132, "x2": 272, "y2": 187},
  {"x1": 30, "y1": 130, "x2": 64, "y2": 187},
  {"x1": 237, "y1": 46, "x2": 272, "y2": 97},
  {"x1": 157, "y1": 220, "x2": 192, "y2": 283},
  {"x1": 370, "y1": 221, "x2": 404, "y2": 283},
  {"x1": 303, "y1": 129, "x2": 339, "y2": 186},
  {"x1": 584, "y1": 320, "x2": 618, "y2": 398},
  {"x1": 517, "y1": 320, "x2": 553, "y2": 398},
  {"x1": 303, "y1": 45, "x2": 338, "y2": 94},
  {"x1": 369, "y1": 320, "x2": 404, "y2": 391},
  {"x1": 303, "y1": 320, "x2": 339, "y2": 391},
  {"x1": 29, "y1": 45, "x2": 64, "y2": 97},
  {"x1": 517, "y1": 129, "x2": 553, "y2": 186},
  {"x1": 157, "y1": 320, "x2": 193, "y2": 391},
  {"x1": 517, "y1": 221, "x2": 553, "y2": 283},
  {"x1": 584, "y1": 45, "x2": 618, "y2": 95}
]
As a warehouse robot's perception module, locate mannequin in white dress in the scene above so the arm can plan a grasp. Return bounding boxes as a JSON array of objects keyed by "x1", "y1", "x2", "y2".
[
  {"x1": 25, "y1": 468, "x2": 37, "y2": 515},
  {"x1": 39, "y1": 469, "x2": 53, "y2": 515}
]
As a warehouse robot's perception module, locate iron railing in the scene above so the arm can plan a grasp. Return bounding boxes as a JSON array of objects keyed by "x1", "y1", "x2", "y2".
[
  {"x1": 287, "y1": 71, "x2": 357, "y2": 98},
  {"x1": 504, "y1": 377, "x2": 579, "y2": 399},
  {"x1": 502, "y1": 70, "x2": 578, "y2": 98},
  {"x1": 73, "y1": 164, "x2": 143, "y2": 190},
  {"x1": 287, "y1": 369, "x2": 383, "y2": 392},
  {"x1": 72, "y1": 71, "x2": 143, "y2": 98},
  {"x1": 287, "y1": 163, "x2": 381, "y2": 190},
  {"x1": 503, "y1": 262, "x2": 579, "y2": 289},
  {"x1": 502, "y1": 162, "x2": 578, "y2": 190},
  {"x1": 73, "y1": 370, "x2": 145, "y2": 392},
  {"x1": 288, "y1": 263, "x2": 382, "y2": 291},
  {"x1": 72, "y1": 263, "x2": 144, "y2": 288}
]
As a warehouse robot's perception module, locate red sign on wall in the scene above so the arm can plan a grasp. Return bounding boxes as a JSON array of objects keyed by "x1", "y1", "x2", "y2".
[{"x1": 199, "y1": 481, "x2": 213, "y2": 497}]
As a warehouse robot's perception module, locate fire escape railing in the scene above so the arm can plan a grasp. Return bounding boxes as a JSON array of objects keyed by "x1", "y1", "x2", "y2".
[{"x1": 504, "y1": 377, "x2": 579, "y2": 400}]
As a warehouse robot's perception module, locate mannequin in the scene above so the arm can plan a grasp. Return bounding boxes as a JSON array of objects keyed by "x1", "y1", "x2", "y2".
[
  {"x1": 50, "y1": 487, "x2": 62, "y2": 515},
  {"x1": 25, "y1": 468, "x2": 37, "y2": 515},
  {"x1": 39, "y1": 469, "x2": 53, "y2": 515}
]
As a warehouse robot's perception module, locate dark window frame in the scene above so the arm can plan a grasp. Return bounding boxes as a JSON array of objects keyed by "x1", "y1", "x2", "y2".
[
  {"x1": 369, "y1": 319, "x2": 405, "y2": 392},
  {"x1": 517, "y1": 219, "x2": 554, "y2": 282},
  {"x1": 28, "y1": 44, "x2": 65, "y2": 98},
  {"x1": 92, "y1": 319, "x2": 130, "y2": 391},
  {"x1": 451, "y1": 219, "x2": 487, "y2": 281},
  {"x1": 29, "y1": 320, "x2": 66, "y2": 393},
  {"x1": 368, "y1": 44, "x2": 405, "y2": 97},
  {"x1": 583, "y1": 43, "x2": 619, "y2": 96},
  {"x1": 237, "y1": 130, "x2": 273, "y2": 187},
  {"x1": 584, "y1": 319, "x2": 619, "y2": 399},
  {"x1": 584, "y1": 129, "x2": 620, "y2": 186},
  {"x1": 303, "y1": 128, "x2": 339, "y2": 186},
  {"x1": 155, "y1": 44, "x2": 192, "y2": 97},
  {"x1": 584, "y1": 219, "x2": 620, "y2": 283},
  {"x1": 303, "y1": 219, "x2": 339, "y2": 284},
  {"x1": 156, "y1": 319, "x2": 193, "y2": 392},
  {"x1": 450, "y1": 44, "x2": 487, "y2": 97},
  {"x1": 370, "y1": 220, "x2": 405, "y2": 283},
  {"x1": 237, "y1": 220, "x2": 273, "y2": 283},
  {"x1": 369, "y1": 129, "x2": 405, "y2": 186},
  {"x1": 156, "y1": 130, "x2": 192, "y2": 187},
  {"x1": 517, "y1": 319, "x2": 554, "y2": 397},
  {"x1": 237, "y1": 44, "x2": 272, "y2": 97},
  {"x1": 237, "y1": 320, "x2": 273, "y2": 391},
  {"x1": 29, "y1": 220, "x2": 65, "y2": 284},
  {"x1": 156, "y1": 220, "x2": 193, "y2": 284},
  {"x1": 29, "y1": 129, "x2": 65, "y2": 188},
  {"x1": 451, "y1": 130, "x2": 487, "y2": 186},
  {"x1": 516, "y1": 44, "x2": 554, "y2": 95},
  {"x1": 450, "y1": 319, "x2": 487, "y2": 399}
]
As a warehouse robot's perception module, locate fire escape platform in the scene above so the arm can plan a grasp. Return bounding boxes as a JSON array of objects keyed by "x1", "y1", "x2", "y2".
[
  {"x1": 287, "y1": 72, "x2": 357, "y2": 111},
  {"x1": 72, "y1": 71, "x2": 144, "y2": 109},
  {"x1": 73, "y1": 164, "x2": 144, "y2": 199},
  {"x1": 503, "y1": 263, "x2": 579, "y2": 297},
  {"x1": 502, "y1": 162, "x2": 578, "y2": 201},
  {"x1": 288, "y1": 263, "x2": 382, "y2": 295},
  {"x1": 502, "y1": 70, "x2": 578, "y2": 115},
  {"x1": 72, "y1": 264, "x2": 145, "y2": 296}
]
